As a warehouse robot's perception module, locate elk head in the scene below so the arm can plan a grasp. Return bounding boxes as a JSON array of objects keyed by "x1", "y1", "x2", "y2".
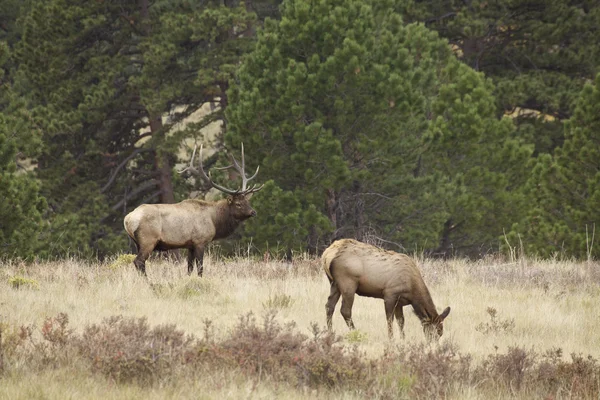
[
  {"x1": 422, "y1": 306, "x2": 451, "y2": 342},
  {"x1": 179, "y1": 143, "x2": 263, "y2": 220}
]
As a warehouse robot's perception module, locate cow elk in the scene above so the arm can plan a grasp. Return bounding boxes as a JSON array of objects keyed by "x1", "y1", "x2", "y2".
[
  {"x1": 322, "y1": 239, "x2": 450, "y2": 341},
  {"x1": 124, "y1": 144, "x2": 263, "y2": 277}
]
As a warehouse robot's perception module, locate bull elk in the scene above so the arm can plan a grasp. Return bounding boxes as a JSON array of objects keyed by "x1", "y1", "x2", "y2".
[
  {"x1": 124, "y1": 144, "x2": 263, "y2": 277},
  {"x1": 322, "y1": 239, "x2": 450, "y2": 341}
]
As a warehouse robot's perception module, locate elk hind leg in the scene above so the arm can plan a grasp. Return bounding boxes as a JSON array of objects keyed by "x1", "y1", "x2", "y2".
[
  {"x1": 340, "y1": 287, "x2": 357, "y2": 330},
  {"x1": 325, "y1": 282, "x2": 341, "y2": 331},
  {"x1": 133, "y1": 243, "x2": 153, "y2": 277}
]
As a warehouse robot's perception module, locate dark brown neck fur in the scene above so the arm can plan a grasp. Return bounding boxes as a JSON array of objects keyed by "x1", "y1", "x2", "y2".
[{"x1": 212, "y1": 199, "x2": 242, "y2": 240}]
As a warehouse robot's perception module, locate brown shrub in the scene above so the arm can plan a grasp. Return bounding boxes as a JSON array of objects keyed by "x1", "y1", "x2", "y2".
[
  {"x1": 379, "y1": 342, "x2": 472, "y2": 399},
  {"x1": 76, "y1": 315, "x2": 196, "y2": 385},
  {"x1": 2, "y1": 312, "x2": 600, "y2": 398},
  {"x1": 190, "y1": 312, "x2": 375, "y2": 391},
  {"x1": 0, "y1": 314, "x2": 76, "y2": 372},
  {"x1": 0, "y1": 323, "x2": 32, "y2": 368},
  {"x1": 535, "y1": 349, "x2": 600, "y2": 399},
  {"x1": 475, "y1": 346, "x2": 534, "y2": 393}
]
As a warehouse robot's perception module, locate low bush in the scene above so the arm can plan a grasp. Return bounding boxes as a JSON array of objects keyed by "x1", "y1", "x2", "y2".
[
  {"x1": 191, "y1": 312, "x2": 375, "y2": 390},
  {"x1": 475, "y1": 307, "x2": 515, "y2": 335},
  {"x1": 1, "y1": 313, "x2": 599, "y2": 398},
  {"x1": 379, "y1": 342, "x2": 472, "y2": 399},
  {"x1": 77, "y1": 315, "x2": 195, "y2": 385}
]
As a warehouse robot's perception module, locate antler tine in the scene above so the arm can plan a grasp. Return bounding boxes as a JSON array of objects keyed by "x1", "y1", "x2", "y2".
[
  {"x1": 245, "y1": 183, "x2": 265, "y2": 194},
  {"x1": 177, "y1": 144, "x2": 199, "y2": 175},
  {"x1": 189, "y1": 144, "x2": 198, "y2": 167},
  {"x1": 198, "y1": 144, "x2": 240, "y2": 195},
  {"x1": 229, "y1": 150, "x2": 244, "y2": 173},
  {"x1": 241, "y1": 142, "x2": 246, "y2": 174},
  {"x1": 228, "y1": 144, "x2": 249, "y2": 191},
  {"x1": 228, "y1": 143, "x2": 264, "y2": 194},
  {"x1": 246, "y1": 165, "x2": 260, "y2": 182}
]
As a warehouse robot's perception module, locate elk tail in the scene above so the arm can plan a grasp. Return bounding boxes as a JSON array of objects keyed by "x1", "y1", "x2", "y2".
[
  {"x1": 123, "y1": 211, "x2": 140, "y2": 241},
  {"x1": 321, "y1": 244, "x2": 339, "y2": 281}
]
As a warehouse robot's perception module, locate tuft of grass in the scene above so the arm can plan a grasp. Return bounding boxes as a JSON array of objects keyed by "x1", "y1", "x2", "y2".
[
  {"x1": 177, "y1": 277, "x2": 219, "y2": 299},
  {"x1": 345, "y1": 329, "x2": 368, "y2": 344},
  {"x1": 107, "y1": 254, "x2": 136, "y2": 270},
  {"x1": 378, "y1": 364, "x2": 415, "y2": 397},
  {"x1": 262, "y1": 293, "x2": 294, "y2": 310},
  {"x1": 149, "y1": 282, "x2": 175, "y2": 298},
  {"x1": 8, "y1": 276, "x2": 39, "y2": 290}
]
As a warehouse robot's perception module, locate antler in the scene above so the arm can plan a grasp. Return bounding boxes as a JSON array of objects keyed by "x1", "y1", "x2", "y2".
[
  {"x1": 229, "y1": 143, "x2": 264, "y2": 194},
  {"x1": 178, "y1": 143, "x2": 263, "y2": 195}
]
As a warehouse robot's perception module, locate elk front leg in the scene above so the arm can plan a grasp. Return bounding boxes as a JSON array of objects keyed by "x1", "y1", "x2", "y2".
[
  {"x1": 193, "y1": 244, "x2": 205, "y2": 277},
  {"x1": 325, "y1": 282, "x2": 341, "y2": 331},
  {"x1": 394, "y1": 305, "x2": 405, "y2": 339},
  {"x1": 384, "y1": 298, "x2": 397, "y2": 339},
  {"x1": 187, "y1": 248, "x2": 195, "y2": 275}
]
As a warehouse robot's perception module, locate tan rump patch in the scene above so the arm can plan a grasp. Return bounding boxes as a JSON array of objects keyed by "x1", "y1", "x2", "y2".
[{"x1": 124, "y1": 209, "x2": 143, "y2": 237}]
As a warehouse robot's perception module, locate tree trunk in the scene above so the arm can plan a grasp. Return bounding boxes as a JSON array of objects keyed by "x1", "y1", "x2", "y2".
[
  {"x1": 138, "y1": 0, "x2": 174, "y2": 204},
  {"x1": 149, "y1": 116, "x2": 175, "y2": 204},
  {"x1": 326, "y1": 188, "x2": 344, "y2": 244},
  {"x1": 139, "y1": 0, "x2": 149, "y2": 18},
  {"x1": 435, "y1": 218, "x2": 463, "y2": 258},
  {"x1": 352, "y1": 180, "x2": 365, "y2": 241}
]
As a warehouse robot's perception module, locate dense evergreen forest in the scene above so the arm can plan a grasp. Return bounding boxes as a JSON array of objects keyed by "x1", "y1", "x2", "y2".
[{"x1": 1, "y1": 0, "x2": 598, "y2": 260}]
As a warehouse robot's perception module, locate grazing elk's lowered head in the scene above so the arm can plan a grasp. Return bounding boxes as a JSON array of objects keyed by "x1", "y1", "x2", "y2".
[{"x1": 123, "y1": 143, "x2": 263, "y2": 277}]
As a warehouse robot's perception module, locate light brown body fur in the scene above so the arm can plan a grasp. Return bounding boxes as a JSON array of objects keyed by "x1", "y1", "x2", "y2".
[
  {"x1": 124, "y1": 195, "x2": 255, "y2": 276},
  {"x1": 322, "y1": 239, "x2": 450, "y2": 340}
]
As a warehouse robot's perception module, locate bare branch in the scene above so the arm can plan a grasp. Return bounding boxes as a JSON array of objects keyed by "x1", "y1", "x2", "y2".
[
  {"x1": 101, "y1": 148, "x2": 152, "y2": 193},
  {"x1": 110, "y1": 179, "x2": 158, "y2": 211}
]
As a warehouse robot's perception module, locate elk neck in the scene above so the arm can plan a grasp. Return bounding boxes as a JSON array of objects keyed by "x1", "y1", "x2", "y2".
[
  {"x1": 410, "y1": 283, "x2": 440, "y2": 323},
  {"x1": 213, "y1": 199, "x2": 243, "y2": 240}
]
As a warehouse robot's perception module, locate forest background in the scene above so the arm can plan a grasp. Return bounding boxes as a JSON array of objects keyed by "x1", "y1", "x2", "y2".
[{"x1": 1, "y1": 0, "x2": 599, "y2": 261}]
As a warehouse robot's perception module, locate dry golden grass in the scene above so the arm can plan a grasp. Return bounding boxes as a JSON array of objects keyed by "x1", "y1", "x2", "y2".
[{"x1": 1, "y1": 251, "x2": 599, "y2": 399}]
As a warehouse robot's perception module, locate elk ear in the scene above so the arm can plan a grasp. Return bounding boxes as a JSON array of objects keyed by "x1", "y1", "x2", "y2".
[
  {"x1": 245, "y1": 193, "x2": 253, "y2": 199},
  {"x1": 439, "y1": 306, "x2": 451, "y2": 321}
]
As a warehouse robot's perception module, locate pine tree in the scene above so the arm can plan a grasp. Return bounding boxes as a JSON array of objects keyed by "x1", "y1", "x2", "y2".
[
  {"x1": 0, "y1": 42, "x2": 46, "y2": 258},
  {"x1": 400, "y1": 0, "x2": 600, "y2": 155},
  {"x1": 510, "y1": 73, "x2": 600, "y2": 259},
  {"x1": 227, "y1": 0, "x2": 531, "y2": 256},
  {"x1": 13, "y1": 0, "x2": 255, "y2": 258}
]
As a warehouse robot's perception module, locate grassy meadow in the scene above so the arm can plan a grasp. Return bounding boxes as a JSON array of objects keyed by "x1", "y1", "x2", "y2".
[{"x1": 1, "y1": 250, "x2": 600, "y2": 399}]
